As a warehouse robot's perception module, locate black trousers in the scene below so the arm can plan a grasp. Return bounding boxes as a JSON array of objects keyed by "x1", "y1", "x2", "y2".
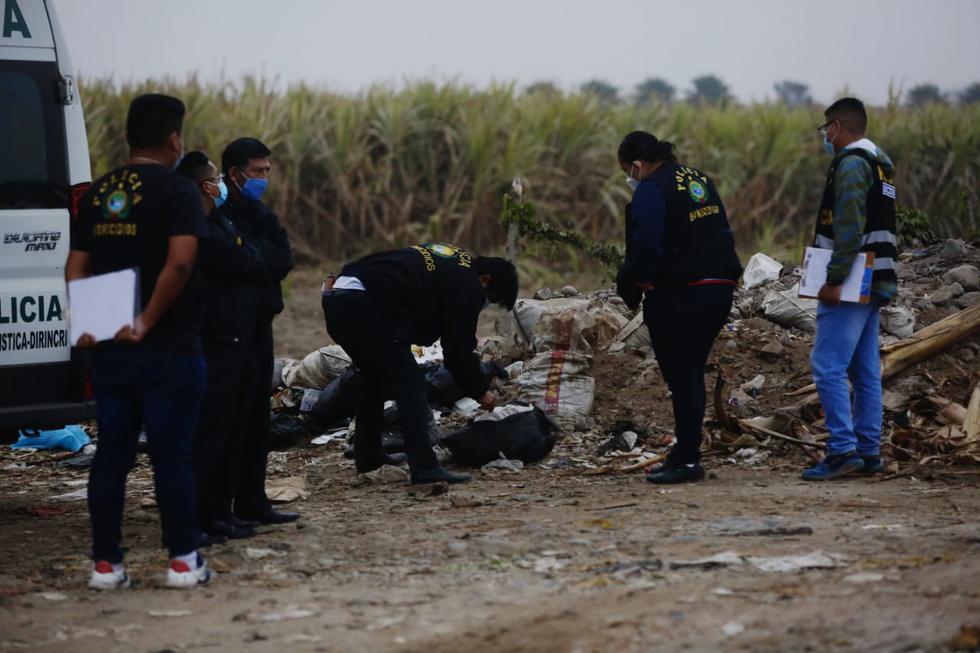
[
  {"x1": 644, "y1": 284, "x2": 734, "y2": 464},
  {"x1": 321, "y1": 291, "x2": 439, "y2": 472},
  {"x1": 234, "y1": 323, "x2": 273, "y2": 516},
  {"x1": 193, "y1": 340, "x2": 250, "y2": 527}
]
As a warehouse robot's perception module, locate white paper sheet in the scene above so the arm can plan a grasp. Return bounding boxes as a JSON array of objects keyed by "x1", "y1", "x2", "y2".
[
  {"x1": 68, "y1": 269, "x2": 138, "y2": 344},
  {"x1": 798, "y1": 247, "x2": 872, "y2": 303}
]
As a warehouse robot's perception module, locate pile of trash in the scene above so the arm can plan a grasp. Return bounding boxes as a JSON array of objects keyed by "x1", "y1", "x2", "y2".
[
  {"x1": 704, "y1": 240, "x2": 980, "y2": 469},
  {"x1": 268, "y1": 239, "x2": 979, "y2": 476}
]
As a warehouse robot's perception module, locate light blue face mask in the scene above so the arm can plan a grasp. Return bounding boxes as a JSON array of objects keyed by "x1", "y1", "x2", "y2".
[
  {"x1": 236, "y1": 172, "x2": 268, "y2": 201},
  {"x1": 823, "y1": 134, "x2": 836, "y2": 156},
  {"x1": 821, "y1": 123, "x2": 837, "y2": 156},
  {"x1": 626, "y1": 176, "x2": 640, "y2": 191},
  {"x1": 213, "y1": 179, "x2": 228, "y2": 208}
]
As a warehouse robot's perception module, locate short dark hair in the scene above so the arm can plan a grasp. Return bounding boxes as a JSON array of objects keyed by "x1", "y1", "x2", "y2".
[
  {"x1": 126, "y1": 93, "x2": 185, "y2": 150},
  {"x1": 174, "y1": 151, "x2": 213, "y2": 183},
  {"x1": 221, "y1": 137, "x2": 272, "y2": 176},
  {"x1": 824, "y1": 97, "x2": 867, "y2": 134},
  {"x1": 474, "y1": 256, "x2": 519, "y2": 310},
  {"x1": 618, "y1": 131, "x2": 677, "y2": 164}
]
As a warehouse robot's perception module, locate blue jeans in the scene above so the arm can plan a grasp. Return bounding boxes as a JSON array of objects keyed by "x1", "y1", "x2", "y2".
[
  {"x1": 88, "y1": 344, "x2": 206, "y2": 562},
  {"x1": 810, "y1": 300, "x2": 883, "y2": 457}
]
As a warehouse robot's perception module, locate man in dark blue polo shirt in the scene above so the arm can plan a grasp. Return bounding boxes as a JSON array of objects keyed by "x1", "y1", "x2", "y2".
[{"x1": 67, "y1": 94, "x2": 212, "y2": 590}]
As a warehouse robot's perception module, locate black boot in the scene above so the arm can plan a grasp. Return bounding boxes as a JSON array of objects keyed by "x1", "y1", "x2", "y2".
[
  {"x1": 355, "y1": 452, "x2": 408, "y2": 474},
  {"x1": 410, "y1": 466, "x2": 472, "y2": 485},
  {"x1": 646, "y1": 462, "x2": 706, "y2": 485}
]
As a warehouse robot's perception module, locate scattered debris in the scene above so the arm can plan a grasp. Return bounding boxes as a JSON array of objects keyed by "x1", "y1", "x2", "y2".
[
  {"x1": 669, "y1": 552, "x2": 745, "y2": 570},
  {"x1": 250, "y1": 607, "x2": 319, "y2": 623},
  {"x1": 747, "y1": 551, "x2": 840, "y2": 572},
  {"x1": 722, "y1": 622, "x2": 745, "y2": 637},
  {"x1": 707, "y1": 517, "x2": 813, "y2": 537},
  {"x1": 46, "y1": 488, "x2": 88, "y2": 503},
  {"x1": 741, "y1": 252, "x2": 783, "y2": 289},
  {"x1": 244, "y1": 547, "x2": 286, "y2": 560},
  {"x1": 481, "y1": 456, "x2": 525, "y2": 472},
  {"x1": 355, "y1": 465, "x2": 410, "y2": 486},
  {"x1": 11, "y1": 426, "x2": 90, "y2": 453},
  {"x1": 148, "y1": 610, "x2": 193, "y2": 618},
  {"x1": 266, "y1": 476, "x2": 308, "y2": 503},
  {"x1": 948, "y1": 623, "x2": 980, "y2": 651}
]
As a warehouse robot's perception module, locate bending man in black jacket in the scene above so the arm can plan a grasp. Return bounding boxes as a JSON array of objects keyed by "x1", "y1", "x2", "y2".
[
  {"x1": 215, "y1": 138, "x2": 298, "y2": 525},
  {"x1": 322, "y1": 244, "x2": 518, "y2": 485}
]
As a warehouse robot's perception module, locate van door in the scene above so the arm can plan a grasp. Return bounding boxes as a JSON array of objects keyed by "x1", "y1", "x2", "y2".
[{"x1": 0, "y1": 58, "x2": 74, "y2": 406}]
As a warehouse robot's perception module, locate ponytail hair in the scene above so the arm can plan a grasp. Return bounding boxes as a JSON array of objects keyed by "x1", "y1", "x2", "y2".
[{"x1": 617, "y1": 131, "x2": 677, "y2": 164}]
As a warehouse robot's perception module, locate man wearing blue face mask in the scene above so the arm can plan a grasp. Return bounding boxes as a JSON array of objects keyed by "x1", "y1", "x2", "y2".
[
  {"x1": 177, "y1": 152, "x2": 265, "y2": 540},
  {"x1": 804, "y1": 98, "x2": 897, "y2": 482},
  {"x1": 215, "y1": 138, "x2": 298, "y2": 525}
]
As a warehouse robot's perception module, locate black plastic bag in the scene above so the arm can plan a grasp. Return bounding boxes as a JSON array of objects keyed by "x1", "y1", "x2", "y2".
[
  {"x1": 269, "y1": 413, "x2": 319, "y2": 450},
  {"x1": 440, "y1": 405, "x2": 557, "y2": 468},
  {"x1": 308, "y1": 368, "x2": 360, "y2": 428}
]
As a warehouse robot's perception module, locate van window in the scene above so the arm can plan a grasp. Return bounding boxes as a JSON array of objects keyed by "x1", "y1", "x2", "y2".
[{"x1": 0, "y1": 61, "x2": 68, "y2": 210}]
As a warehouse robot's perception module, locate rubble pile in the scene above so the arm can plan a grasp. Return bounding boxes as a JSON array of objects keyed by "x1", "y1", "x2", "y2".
[{"x1": 262, "y1": 239, "x2": 980, "y2": 476}]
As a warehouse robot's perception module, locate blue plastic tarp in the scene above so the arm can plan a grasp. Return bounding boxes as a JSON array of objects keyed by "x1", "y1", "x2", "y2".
[{"x1": 11, "y1": 426, "x2": 91, "y2": 453}]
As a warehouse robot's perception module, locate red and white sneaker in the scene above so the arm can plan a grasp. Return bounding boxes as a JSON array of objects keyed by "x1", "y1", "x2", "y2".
[
  {"x1": 88, "y1": 560, "x2": 131, "y2": 590},
  {"x1": 165, "y1": 552, "x2": 213, "y2": 588}
]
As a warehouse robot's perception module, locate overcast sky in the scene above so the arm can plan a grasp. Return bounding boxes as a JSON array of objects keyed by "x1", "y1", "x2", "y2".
[{"x1": 54, "y1": 0, "x2": 980, "y2": 104}]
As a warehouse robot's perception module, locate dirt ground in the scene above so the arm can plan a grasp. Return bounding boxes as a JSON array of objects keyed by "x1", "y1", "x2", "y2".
[
  {"x1": 1, "y1": 448, "x2": 978, "y2": 653},
  {"x1": 2, "y1": 257, "x2": 980, "y2": 653}
]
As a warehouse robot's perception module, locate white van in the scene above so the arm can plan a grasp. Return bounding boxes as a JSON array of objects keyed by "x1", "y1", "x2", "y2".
[{"x1": 0, "y1": 0, "x2": 95, "y2": 437}]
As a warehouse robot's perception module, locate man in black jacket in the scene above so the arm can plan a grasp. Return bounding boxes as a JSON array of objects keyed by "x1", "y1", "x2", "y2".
[
  {"x1": 322, "y1": 244, "x2": 518, "y2": 484},
  {"x1": 176, "y1": 152, "x2": 262, "y2": 540},
  {"x1": 215, "y1": 138, "x2": 298, "y2": 525}
]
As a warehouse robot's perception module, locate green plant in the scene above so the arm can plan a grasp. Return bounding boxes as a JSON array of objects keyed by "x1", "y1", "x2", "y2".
[
  {"x1": 500, "y1": 194, "x2": 623, "y2": 273},
  {"x1": 896, "y1": 206, "x2": 935, "y2": 247}
]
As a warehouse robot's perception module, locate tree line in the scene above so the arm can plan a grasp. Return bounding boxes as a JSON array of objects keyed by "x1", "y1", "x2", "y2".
[{"x1": 526, "y1": 76, "x2": 980, "y2": 108}]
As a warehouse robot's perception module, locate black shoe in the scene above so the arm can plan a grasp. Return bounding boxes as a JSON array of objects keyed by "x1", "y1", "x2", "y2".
[
  {"x1": 236, "y1": 508, "x2": 300, "y2": 525},
  {"x1": 207, "y1": 519, "x2": 255, "y2": 539},
  {"x1": 411, "y1": 466, "x2": 472, "y2": 485},
  {"x1": 859, "y1": 455, "x2": 885, "y2": 475},
  {"x1": 646, "y1": 462, "x2": 706, "y2": 485},
  {"x1": 197, "y1": 532, "x2": 228, "y2": 548},
  {"x1": 226, "y1": 515, "x2": 260, "y2": 529},
  {"x1": 355, "y1": 452, "x2": 408, "y2": 474}
]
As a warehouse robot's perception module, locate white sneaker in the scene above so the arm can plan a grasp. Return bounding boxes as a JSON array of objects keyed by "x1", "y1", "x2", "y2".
[
  {"x1": 165, "y1": 552, "x2": 213, "y2": 588},
  {"x1": 88, "y1": 560, "x2": 131, "y2": 590}
]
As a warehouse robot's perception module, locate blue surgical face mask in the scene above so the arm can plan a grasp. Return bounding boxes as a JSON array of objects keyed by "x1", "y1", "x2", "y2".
[
  {"x1": 213, "y1": 179, "x2": 228, "y2": 208},
  {"x1": 236, "y1": 172, "x2": 268, "y2": 201},
  {"x1": 821, "y1": 123, "x2": 837, "y2": 156},
  {"x1": 823, "y1": 134, "x2": 836, "y2": 156}
]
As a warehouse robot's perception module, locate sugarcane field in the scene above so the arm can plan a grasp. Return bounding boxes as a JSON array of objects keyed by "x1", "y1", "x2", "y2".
[{"x1": 1, "y1": 2, "x2": 979, "y2": 653}]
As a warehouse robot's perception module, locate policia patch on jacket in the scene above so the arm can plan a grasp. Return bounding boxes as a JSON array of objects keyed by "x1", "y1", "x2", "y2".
[
  {"x1": 90, "y1": 169, "x2": 144, "y2": 237},
  {"x1": 674, "y1": 166, "x2": 720, "y2": 222},
  {"x1": 412, "y1": 243, "x2": 473, "y2": 271}
]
